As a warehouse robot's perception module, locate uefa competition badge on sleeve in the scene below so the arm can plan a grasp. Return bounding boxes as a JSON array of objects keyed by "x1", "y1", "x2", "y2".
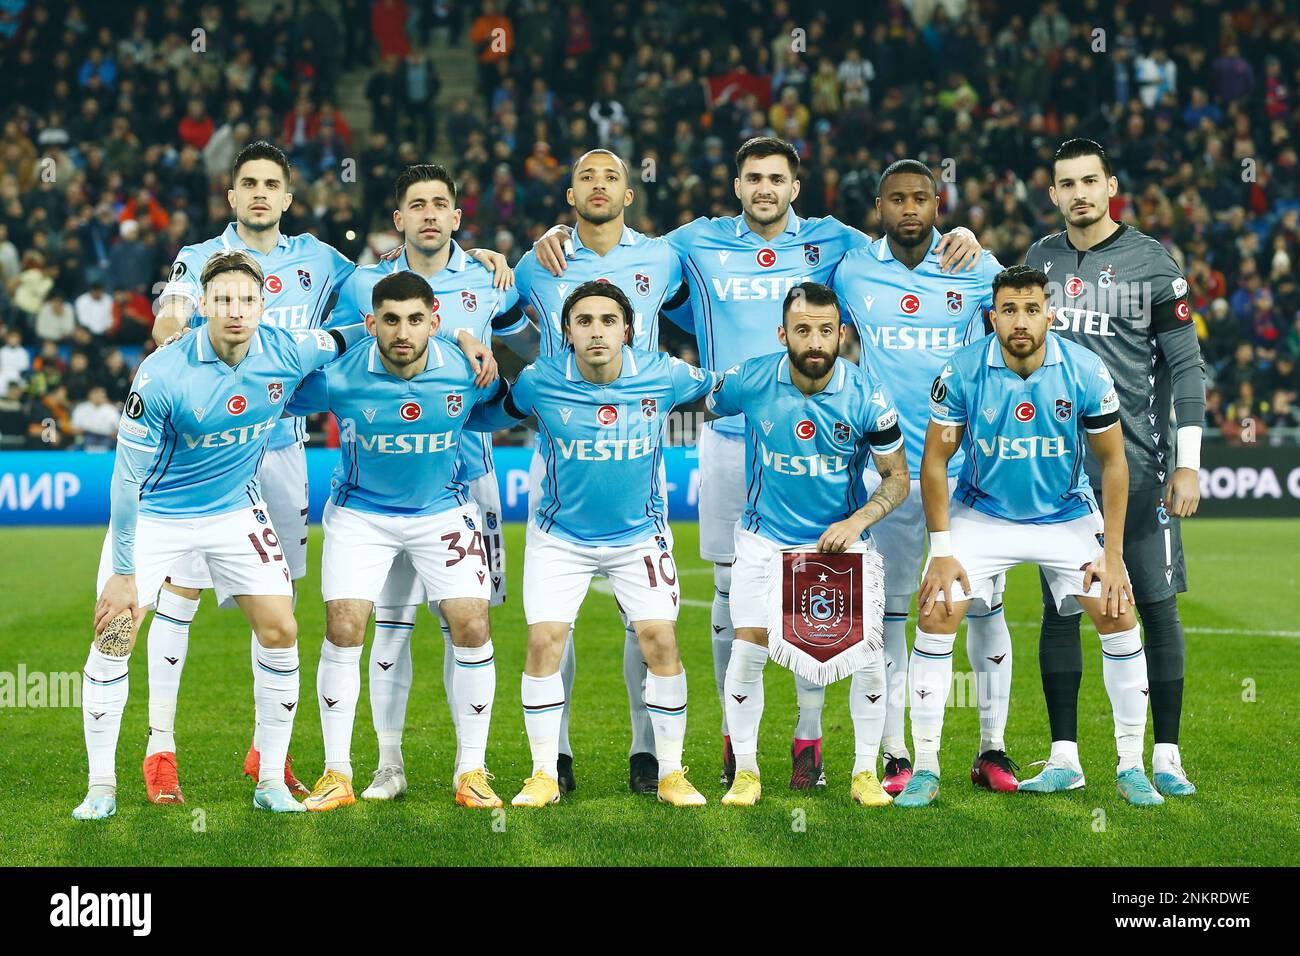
[{"x1": 765, "y1": 548, "x2": 886, "y2": 685}]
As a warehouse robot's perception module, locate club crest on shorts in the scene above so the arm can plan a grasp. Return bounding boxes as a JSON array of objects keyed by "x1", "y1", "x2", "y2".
[
  {"x1": 833, "y1": 421, "x2": 851, "y2": 444},
  {"x1": 463, "y1": 515, "x2": 476, "y2": 531},
  {"x1": 655, "y1": 535, "x2": 669, "y2": 552},
  {"x1": 253, "y1": 508, "x2": 268, "y2": 525},
  {"x1": 803, "y1": 243, "x2": 820, "y2": 266},
  {"x1": 446, "y1": 393, "x2": 463, "y2": 417},
  {"x1": 635, "y1": 273, "x2": 650, "y2": 296},
  {"x1": 461, "y1": 290, "x2": 477, "y2": 312},
  {"x1": 946, "y1": 290, "x2": 963, "y2": 314},
  {"x1": 789, "y1": 556, "x2": 855, "y2": 648},
  {"x1": 267, "y1": 381, "x2": 284, "y2": 404},
  {"x1": 1157, "y1": 504, "x2": 1169, "y2": 525},
  {"x1": 297, "y1": 269, "x2": 312, "y2": 291},
  {"x1": 1095, "y1": 532, "x2": 1105, "y2": 548},
  {"x1": 641, "y1": 397, "x2": 657, "y2": 420},
  {"x1": 1055, "y1": 398, "x2": 1072, "y2": 420},
  {"x1": 485, "y1": 512, "x2": 498, "y2": 530}
]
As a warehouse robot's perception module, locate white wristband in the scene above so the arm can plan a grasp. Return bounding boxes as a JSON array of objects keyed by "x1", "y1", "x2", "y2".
[
  {"x1": 1175, "y1": 425, "x2": 1202, "y2": 471},
  {"x1": 929, "y1": 530, "x2": 953, "y2": 557}
]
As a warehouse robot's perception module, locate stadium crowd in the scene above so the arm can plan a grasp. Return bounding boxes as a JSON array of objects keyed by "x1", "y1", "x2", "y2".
[{"x1": 0, "y1": 0, "x2": 1297, "y2": 450}]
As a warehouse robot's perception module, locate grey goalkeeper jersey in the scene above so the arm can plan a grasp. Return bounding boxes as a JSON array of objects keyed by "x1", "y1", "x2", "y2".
[{"x1": 1025, "y1": 223, "x2": 1205, "y2": 492}]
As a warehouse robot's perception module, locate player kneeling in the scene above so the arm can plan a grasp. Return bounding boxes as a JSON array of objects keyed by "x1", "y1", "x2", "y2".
[
  {"x1": 902, "y1": 265, "x2": 1163, "y2": 809},
  {"x1": 706, "y1": 283, "x2": 909, "y2": 808},
  {"x1": 286, "y1": 271, "x2": 507, "y2": 810},
  {"x1": 476, "y1": 281, "x2": 718, "y2": 807}
]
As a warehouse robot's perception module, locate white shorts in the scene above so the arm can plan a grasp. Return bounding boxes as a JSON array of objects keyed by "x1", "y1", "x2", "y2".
[
  {"x1": 698, "y1": 425, "x2": 745, "y2": 563},
  {"x1": 96, "y1": 502, "x2": 293, "y2": 611},
  {"x1": 729, "y1": 527, "x2": 877, "y2": 630},
  {"x1": 321, "y1": 501, "x2": 491, "y2": 606},
  {"x1": 151, "y1": 441, "x2": 309, "y2": 591},
  {"x1": 374, "y1": 472, "x2": 506, "y2": 608},
  {"x1": 925, "y1": 502, "x2": 1107, "y2": 616},
  {"x1": 522, "y1": 521, "x2": 680, "y2": 626}
]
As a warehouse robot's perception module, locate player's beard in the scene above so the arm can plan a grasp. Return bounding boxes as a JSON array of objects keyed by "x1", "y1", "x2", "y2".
[
  {"x1": 790, "y1": 343, "x2": 838, "y2": 379},
  {"x1": 1003, "y1": 329, "x2": 1044, "y2": 359},
  {"x1": 380, "y1": 337, "x2": 428, "y2": 369},
  {"x1": 1064, "y1": 202, "x2": 1106, "y2": 229},
  {"x1": 238, "y1": 208, "x2": 280, "y2": 233},
  {"x1": 577, "y1": 195, "x2": 622, "y2": 226},
  {"x1": 886, "y1": 217, "x2": 932, "y2": 249},
  {"x1": 746, "y1": 195, "x2": 788, "y2": 226}
]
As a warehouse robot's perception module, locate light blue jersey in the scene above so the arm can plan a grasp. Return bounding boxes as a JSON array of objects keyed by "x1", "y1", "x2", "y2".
[
  {"x1": 110, "y1": 323, "x2": 363, "y2": 572},
  {"x1": 515, "y1": 225, "x2": 685, "y2": 356},
  {"x1": 163, "y1": 222, "x2": 356, "y2": 450},
  {"x1": 287, "y1": 338, "x2": 503, "y2": 516},
  {"x1": 833, "y1": 228, "x2": 1001, "y2": 479},
  {"x1": 326, "y1": 240, "x2": 525, "y2": 482},
  {"x1": 665, "y1": 212, "x2": 870, "y2": 438},
  {"x1": 929, "y1": 333, "x2": 1122, "y2": 524},
  {"x1": 478, "y1": 347, "x2": 720, "y2": 546},
  {"x1": 707, "y1": 354, "x2": 903, "y2": 546}
]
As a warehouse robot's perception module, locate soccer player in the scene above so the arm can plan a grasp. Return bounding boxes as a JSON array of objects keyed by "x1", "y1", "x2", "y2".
[
  {"x1": 327, "y1": 164, "x2": 534, "y2": 801},
  {"x1": 832, "y1": 159, "x2": 1018, "y2": 795},
  {"x1": 512, "y1": 148, "x2": 693, "y2": 794},
  {"x1": 76, "y1": 250, "x2": 366, "y2": 820},
  {"x1": 1023, "y1": 139, "x2": 1205, "y2": 796},
  {"x1": 288, "y1": 271, "x2": 508, "y2": 811},
  {"x1": 902, "y1": 264, "x2": 1164, "y2": 809},
  {"x1": 533, "y1": 136, "x2": 982, "y2": 789},
  {"x1": 474, "y1": 281, "x2": 718, "y2": 808},
  {"x1": 140, "y1": 143, "x2": 501, "y2": 803},
  {"x1": 705, "y1": 283, "x2": 909, "y2": 808}
]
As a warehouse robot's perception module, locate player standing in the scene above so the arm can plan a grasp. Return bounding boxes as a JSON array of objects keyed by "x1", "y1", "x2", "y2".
[
  {"x1": 512, "y1": 148, "x2": 692, "y2": 794},
  {"x1": 141, "y1": 144, "x2": 499, "y2": 802},
  {"x1": 1023, "y1": 139, "x2": 1204, "y2": 796},
  {"x1": 904, "y1": 264, "x2": 1163, "y2": 808},
  {"x1": 327, "y1": 164, "x2": 531, "y2": 800},
  {"x1": 76, "y1": 250, "x2": 366, "y2": 819},
  {"x1": 475, "y1": 281, "x2": 718, "y2": 807},
  {"x1": 533, "y1": 136, "x2": 983, "y2": 789},
  {"x1": 705, "y1": 283, "x2": 909, "y2": 808},
  {"x1": 289, "y1": 271, "x2": 508, "y2": 811},
  {"x1": 832, "y1": 159, "x2": 1018, "y2": 795}
]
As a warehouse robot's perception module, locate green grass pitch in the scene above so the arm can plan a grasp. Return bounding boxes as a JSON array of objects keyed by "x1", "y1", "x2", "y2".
[{"x1": 1, "y1": 519, "x2": 1296, "y2": 866}]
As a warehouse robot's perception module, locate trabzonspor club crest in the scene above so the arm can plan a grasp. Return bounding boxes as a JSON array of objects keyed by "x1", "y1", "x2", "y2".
[{"x1": 784, "y1": 553, "x2": 861, "y2": 662}]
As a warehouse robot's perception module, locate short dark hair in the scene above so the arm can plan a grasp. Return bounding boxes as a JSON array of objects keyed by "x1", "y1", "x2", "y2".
[
  {"x1": 394, "y1": 164, "x2": 458, "y2": 208},
  {"x1": 782, "y1": 282, "x2": 841, "y2": 324},
  {"x1": 201, "y1": 250, "x2": 264, "y2": 290},
  {"x1": 878, "y1": 158, "x2": 937, "y2": 196},
  {"x1": 570, "y1": 148, "x2": 631, "y2": 183},
  {"x1": 560, "y1": 279, "x2": 634, "y2": 347},
  {"x1": 735, "y1": 136, "x2": 800, "y2": 177},
  {"x1": 372, "y1": 271, "x2": 436, "y2": 313},
  {"x1": 1052, "y1": 138, "x2": 1113, "y2": 181},
  {"x1": 231, "y1": 140, "x2": 292, "y2": 186},
  {"x1": 991, "y1": 265, "x2": 1049, "y2": 303}
]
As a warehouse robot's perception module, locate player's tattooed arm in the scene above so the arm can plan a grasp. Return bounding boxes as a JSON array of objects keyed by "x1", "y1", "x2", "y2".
[{"x1": 817, "y1": 446, "x2": 908, "y2": 553}]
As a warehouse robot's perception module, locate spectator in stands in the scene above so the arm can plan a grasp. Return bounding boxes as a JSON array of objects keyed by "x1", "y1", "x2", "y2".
[
  {"x1": 71, "y1": 384, "x2": 118, "y2": 451},
  {"x1": 106, "y1": 220, "x2": 154, "y2": 296},
  {"x1": 11, "y1": 251, "x2": 52, "y2": 322},
  {"x1": 0, "y1": 379, "x2": 28, "y2": 442},
  {"x1": 0, "y1": 328, "x2": 29, "y2": 390},
  {"x1": 35, "y1": 291, "x2": 75, "y2": 342},
  {"x1": 74, "y1": 282, "x2": 113, "y2": 337},
  {"x1": 97, "y1": 349, "x2": 131, "y2": 403}
]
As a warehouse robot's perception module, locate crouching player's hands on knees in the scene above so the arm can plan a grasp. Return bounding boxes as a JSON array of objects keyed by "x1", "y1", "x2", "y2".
[{"x1": 919, "y1": 557, "x2": 969, "y2": 618}]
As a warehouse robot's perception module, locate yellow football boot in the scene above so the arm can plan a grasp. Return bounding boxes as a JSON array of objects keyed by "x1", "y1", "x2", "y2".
[
  {"x1": 657, "y1": 767, "x2": 707, "y2": 807},
  {"x1": 303, "y1": 769, "x2": 356, "y2": 812},
  {"x1": 851, "y1": 771, "x2": 893, "y2": 807},
  {"x1": 455, "y1": 768, "x2": 503, "y2": 808},
  {"x1": 511, "y1": 770, "x2": 560, "y2": 807},
  {"x1": 721, "y1": 769, "x2": 762, "y2": 806}
]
